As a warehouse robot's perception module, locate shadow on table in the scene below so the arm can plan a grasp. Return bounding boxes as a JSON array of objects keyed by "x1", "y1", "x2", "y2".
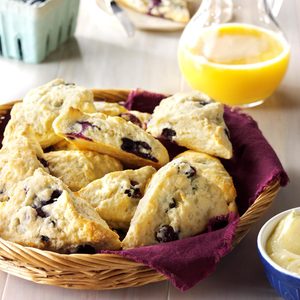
[{"x1": 42, "y1": 37, "x2": 82, "y2": 64}]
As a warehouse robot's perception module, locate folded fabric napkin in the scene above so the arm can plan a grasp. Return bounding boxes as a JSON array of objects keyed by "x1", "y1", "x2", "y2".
[{"x1": 104, "y1": 89, "x2": 289, "y2": 291}]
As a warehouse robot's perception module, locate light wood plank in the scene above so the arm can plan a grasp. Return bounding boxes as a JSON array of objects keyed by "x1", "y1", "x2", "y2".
[
  {"x1": 56, "y1": 0, "x2": 182, "y2": 93},
  {"x1": 2, "y1": 275, "x2": 168, "y2": 300}
]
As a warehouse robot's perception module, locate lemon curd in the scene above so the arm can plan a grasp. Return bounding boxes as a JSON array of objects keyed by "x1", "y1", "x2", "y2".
[{"x1": 178, "y1": 23, "x2": 290, "y2": 106}]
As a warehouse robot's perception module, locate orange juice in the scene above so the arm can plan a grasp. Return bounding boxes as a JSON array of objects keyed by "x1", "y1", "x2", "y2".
[{"x1": 178, "y1": 23, "x2": 290, "y2": 106}]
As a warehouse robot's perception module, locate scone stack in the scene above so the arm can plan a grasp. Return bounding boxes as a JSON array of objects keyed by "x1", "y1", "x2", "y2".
[{"x1": 0, "y1": 79, "x2": 237, "y2": 253}]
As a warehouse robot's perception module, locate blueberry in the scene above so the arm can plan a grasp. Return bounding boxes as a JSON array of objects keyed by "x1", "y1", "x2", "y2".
[
  {"x1": 151, "y1": 0, "x2": 162, "y2": 6},
  {"x1": 75, "y1": 245, "x2": 97, "y2": 254},
  {"x1": 161, "y1": 128, "x2": 176, "y2": 141},
  {"x1": 41, "y1": 189, "x2": 62, "y2": 206},
  {"x1": 178, "y1": 162, "x2": 197, "y2": 179},
  {"x1": 119, "y1": 113, "x2": 143, "y2": 128},
  {"x1": 121, "y1": 138, "x2": 158, "y2": 162},
  {"x1": 35, "y1": 207, "x2": 48, "y2": 218},
  {"x1": 169, "y1": 198, "x2": 177, "y2": 209},
  {"x1": 50, "y1": 189, "x2": 62, "y2": 201},
  {"x1": 33, "y1": 189, "x2": 62, "y2": 218},
  {"x1": 66, "y1": 121, "x2": 100, "y2": 141},
  {"x1": 155, "y1": 225, "x2": 179, "y2": 243},
  {"x1": 66, "y1": 132, "x2": 93, "y2": 142},
  {"x1": 41, "y1": 235, "x2": 50, "y2": 243},
  {"x1": 77, "y1": 121, "x2": 101, "y2": 131},
  {"x1": 124, "y1": 181, "x2": 142, "y2": 198}
]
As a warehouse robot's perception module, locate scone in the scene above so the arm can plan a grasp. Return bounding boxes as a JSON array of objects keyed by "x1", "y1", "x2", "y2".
[
  {"x1": 147, "y1": 92, "x2": 233, "y2": 159},
  {"x1": 117, "y1": 0, "x2": 190, "y2": 23},
  {"x1": 51, "y1": 139, "x2": 79, "y2": 151},
  {"x1": 94, "y1": 101, "x2": 151, "y2": 130},
  {"x1": 44, "y1": 150, "x2": 123, "y2": 191},
  {"x1": 4, "y1": 79, "x2": 96, "y2": 148},
  {"x1": 76, "y1": 166, "x2": 156, "y2": 230},
  {"x1": 119, "y1": 110, "x2": 151, "y2": 130},
  {"x1": 53, "y1": 107, "x2": 169, "y2": 168},
  {"x1": 0, "y1": 168, "x2": 121, "y2": 253},
  {"x1": 122, "y1": 151, "x2": 237, "y2": 249},
  {"x1": 94, "y1": 101, "x2": 127, "y2": 116},
  {"x1": 0, "y1": 130, "x2": 48, "y2": 202}
]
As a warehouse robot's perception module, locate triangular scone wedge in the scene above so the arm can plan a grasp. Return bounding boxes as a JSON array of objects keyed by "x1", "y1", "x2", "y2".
[
  {"x1": 4, "y1": 79, "x2": 96, "y2": 148},
  {"x1": 122, "y1": 151, "x2": 237, "y2": 249},
  {"x1": 117, "y1": 0, "x2": 190, "y2": 23},
  {"x1": 0, "y1": 129, "x2": 49, "y2": 202},
  {"x1": 0, "y1": 168, "x2": 121, "y2": 253},
  {"x1": 44, "y1": 150, "x2": 123, "y2": 191},
  {"x1": 53, "y1": 107, "x2": 169, "y2": 168},
  {"x1": 147, "y1": 92, "x2": 233, "y2": 159},
  {"x1": 76, "y1": 166, "x2": 156, "y2": 230}
]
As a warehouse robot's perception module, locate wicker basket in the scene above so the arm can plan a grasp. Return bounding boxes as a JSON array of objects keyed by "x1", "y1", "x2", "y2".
[{"x1": 0, "y1": 89, "x2": 281, "y2": 290}]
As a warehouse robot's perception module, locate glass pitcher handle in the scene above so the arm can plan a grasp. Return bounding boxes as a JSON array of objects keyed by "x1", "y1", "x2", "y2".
[{"x1": 267, "y1": 0, "x2": 283, "y2": 17}]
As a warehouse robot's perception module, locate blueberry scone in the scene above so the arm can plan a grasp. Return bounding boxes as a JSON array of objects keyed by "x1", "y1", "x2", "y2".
[
  {"x1": 0, "y1": 168, "x2": 121, "y2": 253},
  {"x1": 0, "y1": 130, "x2": 48, "y2": 202},
  {"x1": 122, "y1": 151, "x2": 237, "y2": 249},
  {"x1": 147, "y1": 92, "x2": 233, "y2": 159},
  {"x1": 119, "y1": 110, "x2": 151, "y2": 130},
  {"x1": 44, "y1": 150, "x2": 123, "y2": 191},
  {"x1": 50, "y1": 139, "x2": 79, "y2": 151},
  {"x1": 94, "y1": 102, "x2": 151, "y2": 130},
  {"x1": 117, "y1": 0, "x2": 190, "y2": 23},
  {"x1": 53, "y1": 107, "x2": 169, "y2": 168},
  {"x1": 94, "y1": 101, "x2": 127, "y2": 116},
  {"x1": 4, "y1": 79, "x2": 96, "y2": 148},
  {"x1": 76, "y1": 166, "x2": 156, "y2": 230}
]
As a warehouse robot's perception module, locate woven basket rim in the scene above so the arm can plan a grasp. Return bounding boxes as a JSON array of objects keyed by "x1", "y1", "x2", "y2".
[{"x1": 0, "y1": 89, "x2": 282, "y2": 289}]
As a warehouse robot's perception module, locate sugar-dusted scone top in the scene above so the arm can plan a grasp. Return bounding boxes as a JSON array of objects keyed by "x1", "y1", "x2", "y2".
[
  {"x1": 76, "y1": 166, "x2": 156, "y2": 230},
  {"x1": 53, "y1": 107, "x2": 169, "y2": 168},
  {"x1": 117, "y1": 0, "x2": 190, "y2": 23},
  {"x1": 0, "y1": 168, "x2": 121, "y2": 253},
  {"x1": 0, "y1": 130, "x2": 48, "y2": 202},
  {"x1": 122, "y1": 151, "x2": 237, "y2": 249},
  {"x1": 4, "y1": 79, "x2": 96, "y2": 148},
  {"x1": 147, "y1": 92, "x2": 233, "y2": 159},
  {"x1": 44, "y1": 150, "x2": 123, "y2": 191}
]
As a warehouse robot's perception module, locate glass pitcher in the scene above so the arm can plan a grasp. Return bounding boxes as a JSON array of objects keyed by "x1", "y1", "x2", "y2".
[{"x1": 178, "y1": 0, "x2": 290, "y2": 107}]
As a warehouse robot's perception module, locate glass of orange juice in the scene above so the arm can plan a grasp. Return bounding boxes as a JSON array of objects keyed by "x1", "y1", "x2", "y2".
[{"x1": 178, "y1": 0, "x2": 290, "y2": 107}]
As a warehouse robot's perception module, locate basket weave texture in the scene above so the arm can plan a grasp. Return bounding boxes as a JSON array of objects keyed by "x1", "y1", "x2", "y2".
[{"x1": 0, "y1": 90, "x2": 281, "y2": 290}]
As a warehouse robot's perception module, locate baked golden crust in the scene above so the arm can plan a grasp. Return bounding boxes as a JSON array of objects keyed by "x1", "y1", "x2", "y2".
[
  {"x1": 0, "y1": 168, "x2": 121, "y2": 252},
  {"x1": 76, "y1": 166, "x2": 156, "y2": 230},
  {"x1": 44, "y1": 150, "x2": 123, "y2": 191},
  {"x1": 122, "y1": 151, "x2": 237, "y2": 249},
  {"x1": 53, "y1": 107, "x2": 169, "y2": 168},
  {"x1": 147, "y1": 92, "x2": 233, "y2": 159},
  {"x1": 4, "y1": 79, "x2": 96, "y2": 148}
]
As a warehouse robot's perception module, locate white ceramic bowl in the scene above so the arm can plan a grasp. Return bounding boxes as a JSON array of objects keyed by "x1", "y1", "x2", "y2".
[{"x1": 257, "y1": 207, "x2": 300, "y2": 300}]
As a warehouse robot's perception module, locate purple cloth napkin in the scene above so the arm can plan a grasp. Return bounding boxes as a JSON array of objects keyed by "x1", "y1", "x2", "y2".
[{"x1": 106, "y1": 89, "x2": 289, "y2": 291}]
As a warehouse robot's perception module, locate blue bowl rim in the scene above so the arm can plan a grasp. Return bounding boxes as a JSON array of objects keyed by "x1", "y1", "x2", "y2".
[{"x1": 257, "y1": 207, "x2": 300, "y2": 280}]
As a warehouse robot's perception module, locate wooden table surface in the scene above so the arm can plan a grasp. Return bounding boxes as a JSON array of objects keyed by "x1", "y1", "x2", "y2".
[{"x1": 0, "y1": 1, "x2": 299, "y2": 299}]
